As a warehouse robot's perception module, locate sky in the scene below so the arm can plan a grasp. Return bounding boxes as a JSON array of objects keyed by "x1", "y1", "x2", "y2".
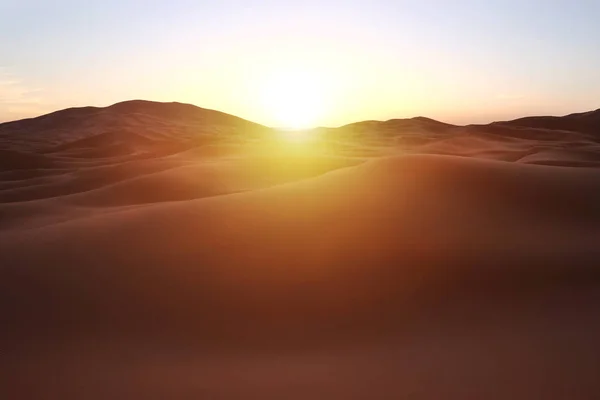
[{"x1": 1, "y1": 0, "x2": 599, "y2": 127}]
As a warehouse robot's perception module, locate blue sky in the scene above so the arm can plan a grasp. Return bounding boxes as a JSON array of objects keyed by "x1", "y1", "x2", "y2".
[{"x1": 1, "y1": 0, "x2": 599, "y2": 126}]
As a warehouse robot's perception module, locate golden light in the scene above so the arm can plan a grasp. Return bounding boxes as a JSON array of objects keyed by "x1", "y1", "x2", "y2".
[
  {"x1": 278, "y1": 129, "x2": 315, "y2": 144},
  {"x1": 258, "y1": 68, "x2": 331, "y2": 130}
]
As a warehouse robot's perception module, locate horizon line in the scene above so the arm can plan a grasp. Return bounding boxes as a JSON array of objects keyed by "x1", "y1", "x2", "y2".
[{"x1": 1, "y1": 98, "x2": 599, "y2": 129}]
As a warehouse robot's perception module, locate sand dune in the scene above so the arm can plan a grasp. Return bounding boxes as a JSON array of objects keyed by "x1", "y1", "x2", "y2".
[{"x1": 2, "y1": 101, "x2": 600, "y2": 399}]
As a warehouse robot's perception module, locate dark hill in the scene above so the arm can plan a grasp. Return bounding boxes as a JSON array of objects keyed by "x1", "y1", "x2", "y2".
[
  {"x1": 0, "y1": 100, "x2": 268, "y2": 152},
  {"x1": 493, "y1": 109, "x2": 600, "y2": 134}
]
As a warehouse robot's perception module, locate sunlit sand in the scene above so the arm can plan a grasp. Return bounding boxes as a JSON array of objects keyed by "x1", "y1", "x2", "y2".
[{"x1": 2, "y1": 100, "x2": 600, "y2": 398}]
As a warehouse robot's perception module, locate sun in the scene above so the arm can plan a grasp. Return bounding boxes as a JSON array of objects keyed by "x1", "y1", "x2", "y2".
[{"x1": 259, "y1": 69, "x2": 330, "y2": 130}]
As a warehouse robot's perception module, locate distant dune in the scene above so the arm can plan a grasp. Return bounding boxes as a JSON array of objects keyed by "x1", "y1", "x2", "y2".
[
  {"x1": 0, "y1": 100, "x2": 267, "y2": 152},
  {"x1": 2, "y1": 101, "x2": 600, "y2": 399},
  {"x1": 493, "y1": 108, "x2": 600, "y2": 133}
]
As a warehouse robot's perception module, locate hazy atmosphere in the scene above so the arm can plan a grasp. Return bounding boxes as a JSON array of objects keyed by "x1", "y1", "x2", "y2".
[
  {"x1": 2, "y1": 0, "x2": 600, "y2": 127},
  {"x1": 3, "y1": 2, "x2": 600, "y2": 399}
]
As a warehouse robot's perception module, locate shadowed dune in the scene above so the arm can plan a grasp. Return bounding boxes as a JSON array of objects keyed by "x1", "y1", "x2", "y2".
[
  {"x1": 494, "y1": 108, "x2": 600, "y2": 133},
  {"x1": 2, "y1": 101, "x2": 600, "y2": 399},
  {"x1": 0, "y1": 149, "x2": 61, "y2": 170},
  {"x1": 0, "y1": 100, "x2": 268, "y2": 153}
]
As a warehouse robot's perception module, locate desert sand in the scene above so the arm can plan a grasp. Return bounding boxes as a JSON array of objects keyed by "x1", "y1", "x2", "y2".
[{"x1": 2, "y1": 100, "x2": 600, "y2": 399}]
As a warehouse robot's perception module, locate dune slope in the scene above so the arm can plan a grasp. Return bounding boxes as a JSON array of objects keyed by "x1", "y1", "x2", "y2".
[{"x1": 2, "y1": 102, "x2": 600, "y2": 399}]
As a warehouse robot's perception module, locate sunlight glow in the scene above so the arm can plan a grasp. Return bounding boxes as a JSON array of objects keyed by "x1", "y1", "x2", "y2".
[
  {"x1": 258, "y1": 69, "x2": 332, "y2": 129},
  {"x1": 278, "y1": 129, "x2": 315, "y2": 143}
]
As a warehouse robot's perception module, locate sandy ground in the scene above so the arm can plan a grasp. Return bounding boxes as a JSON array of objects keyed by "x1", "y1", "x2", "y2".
[{"x1": 1, "y1": 101, "x2": 600, "y2": 398}]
